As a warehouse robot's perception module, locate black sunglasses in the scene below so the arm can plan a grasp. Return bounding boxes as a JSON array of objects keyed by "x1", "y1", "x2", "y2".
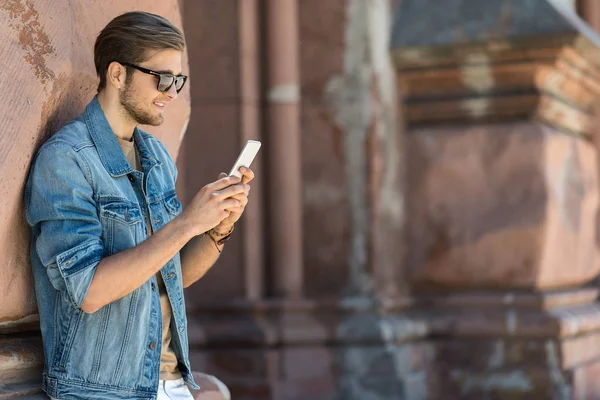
[{"x1": 120, "y1": 62, "x2": 188, "y2": 93}]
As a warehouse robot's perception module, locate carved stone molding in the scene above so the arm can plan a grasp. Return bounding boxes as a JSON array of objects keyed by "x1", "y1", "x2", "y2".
[
  {"x1": 392, "y1": 0, "x2": 600, "y2": 140},
  {"x1": 536, "y1": 36, "x2": 600, "y2": 138}
]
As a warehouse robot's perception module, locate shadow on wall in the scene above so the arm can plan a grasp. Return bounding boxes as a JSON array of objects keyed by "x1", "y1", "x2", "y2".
[{"x1": 39, "y1": 74, "x2": 98, "y2": 148}]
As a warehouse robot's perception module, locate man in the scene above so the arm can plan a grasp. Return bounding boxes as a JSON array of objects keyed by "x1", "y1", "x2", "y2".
[{"x1": 24, "y1": 11, "x2": 252, "y2": 400}]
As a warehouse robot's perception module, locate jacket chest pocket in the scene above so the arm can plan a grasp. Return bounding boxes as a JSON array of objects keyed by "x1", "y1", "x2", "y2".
[{"x1": 98, "y1": 200, "x2": 143, "y2": 254}]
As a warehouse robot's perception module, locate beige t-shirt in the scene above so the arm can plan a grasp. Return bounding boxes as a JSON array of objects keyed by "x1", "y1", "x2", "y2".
[{"x1": 117, "y1": 136, "x2": 181, "y2": 381}]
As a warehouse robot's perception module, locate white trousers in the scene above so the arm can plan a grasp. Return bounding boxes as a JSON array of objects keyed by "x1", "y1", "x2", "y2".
[
  {"x1": 157, "y1": 378, "x2": 195, "y2": 400},
  {"x1": 50, "y1": 379, "x2": 194, "y2": 400}
]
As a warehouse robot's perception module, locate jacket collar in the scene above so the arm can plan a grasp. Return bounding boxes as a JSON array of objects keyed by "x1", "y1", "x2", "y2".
[{"x1": 83, "y1": 96, "x2": 159, "y2": 177}]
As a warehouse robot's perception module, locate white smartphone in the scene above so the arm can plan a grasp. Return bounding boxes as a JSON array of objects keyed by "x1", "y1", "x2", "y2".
[{"x1": 228, "y1": 140, "x2": 261, "y2": 178}]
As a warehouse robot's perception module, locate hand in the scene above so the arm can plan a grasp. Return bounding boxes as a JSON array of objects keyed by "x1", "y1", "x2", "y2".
[
  {"x1": 182, "y1": 175, "x2": 247, "y2": 236},
  {"x1": 213, "y1": 167, "x2": 255, "y2": 233}
]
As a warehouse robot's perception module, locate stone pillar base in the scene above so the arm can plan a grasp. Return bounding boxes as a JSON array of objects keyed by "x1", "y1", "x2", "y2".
[
  {"x1": 0, "y1": 336, "x2": 43, "y2": 399},
  {"x1": 187, "y1": 297, "x2": 429, "y2": 400},
  {"x1": 422, "y1": 288, "x2": 600, "y2": 399}
]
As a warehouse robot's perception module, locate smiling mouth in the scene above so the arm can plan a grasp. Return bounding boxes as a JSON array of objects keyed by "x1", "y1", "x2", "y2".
[{"x1": 153, "y1": 102, "x2": 165, "y2": 111}]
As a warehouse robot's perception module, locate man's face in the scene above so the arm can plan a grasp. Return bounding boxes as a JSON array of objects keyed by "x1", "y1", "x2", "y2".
[{"x1": 119, "y1": 48, "x2": 183, "y2": 126}]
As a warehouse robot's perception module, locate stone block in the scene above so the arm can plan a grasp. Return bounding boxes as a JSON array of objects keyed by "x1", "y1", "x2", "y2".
[
  {"x1": 280, "y1": 346, "x2": 334, "y2": 380},
  {"x1": 405, "y1": 122, "x2": 599, "y2": 290}
]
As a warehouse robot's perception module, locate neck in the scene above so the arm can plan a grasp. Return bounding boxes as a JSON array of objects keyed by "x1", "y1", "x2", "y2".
[{"x1": 97, "y1": 90, "x2": 137, "y2": 141}]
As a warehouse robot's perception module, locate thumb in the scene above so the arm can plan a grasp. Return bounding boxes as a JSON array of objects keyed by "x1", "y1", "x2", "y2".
[{"x1": 218, "y1": 172, "x2": 227, "y2": 179}]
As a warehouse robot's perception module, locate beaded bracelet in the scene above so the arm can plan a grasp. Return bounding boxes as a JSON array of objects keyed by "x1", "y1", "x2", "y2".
[
  {"x1": 209, "y1": 225, "x2": 234, "y2": 238},
  {"x1": 206, "y1": 225, "x2": 235, "y2": 253}
]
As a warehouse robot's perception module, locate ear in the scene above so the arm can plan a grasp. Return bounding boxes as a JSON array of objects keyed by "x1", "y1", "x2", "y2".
[{"x1": 106, "y1": 61, "x2": 127, "y2": 90}]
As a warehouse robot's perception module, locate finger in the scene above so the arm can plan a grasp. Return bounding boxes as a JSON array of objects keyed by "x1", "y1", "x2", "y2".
[
  {"x1": 225, "y1": 194, "x2": 248, "y2": 208},
  {"x1": 224, "y1": 204, "x2": 245, "y2": 216},
  {"x1": 208, "y1": 175, "x2": 241, "y2": 192},
  {"x1": 224, "y1": 203, "x2": 244, "y2": 212},
  {"x1": 227, "y1": 187, "x2": 249, "y2": 199},
  {"x1": 239, "y1": 167, "x2": 255, "y2": 184},
  {"x1": 222, "y1": 197, "x2": 242, "y2": 210},
  {"x1": 224, "y1": 208, "x2": 244, "y2": 216},
  {"x1": 231, "y1": 193, "x2": 248, "y2": 204},
  {"x1": 223, "y1": 192, "x2": 245, "y2": 202},
  {"x1": 215, "y1": 184, "x2": 247, "y2": 201},
  {"x1": 227, "y1": 193, "x2": 248, "y2": 207},
  {"x1": 218, "y1": 172, "x2": 227, "y2": 179}
]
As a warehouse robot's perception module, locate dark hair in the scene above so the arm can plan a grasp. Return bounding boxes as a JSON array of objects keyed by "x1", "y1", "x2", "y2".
[{"x1": 94, "y1": 11, "x2": 185, "y2": 91}]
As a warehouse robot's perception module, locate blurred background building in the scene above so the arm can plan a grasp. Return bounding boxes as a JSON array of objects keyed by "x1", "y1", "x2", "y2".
[{"x1": 3, "y1": 0, "x2": 600, "y2": 399}]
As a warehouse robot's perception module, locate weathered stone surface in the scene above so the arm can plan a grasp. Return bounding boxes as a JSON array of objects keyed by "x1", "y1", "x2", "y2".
[
  {"x1": 0, "y1": 0, "x2": 190, "y2": 328},
  {"x1": 535, "y1": 37, "x2": 600, "y2": 139},
  {"x1": 190, "y1": 341, "x2": 434, "y2": 400},
  {"x1": 0, "y1": 336, "x2": 43, "y2": 384},
  {"x1": 391, "y1": 1, "x2": 600, "y2": 131},
  {"x1": 427, "y1": 337, "x2": 600, "y2": 399},
  {"x1": 188, "y1": 299, "x2": 428, "y2": 400},
  {"x1": 405, "y1": 121, "x2": 599, "y2": 290},
  {"x1": 392, "y1": 2, "x2": 600, "y2": 399},
  {"x1": 0, "y1": 381, "x2": 45, "y2": 399},
  {"x1": 320, "y1": 0, "x2": 404, "y2": 298},
  {"x1": 299, "y1": 0, "x2": 351, "y2": 298},
  {"x1": 391, "y1": 0, "x2": 578, "y2": 49},
  {"x1": 422, "y1": 287, "x2": 598, "y2": 309},
  {"x1": 179, "y1": 0, "x2": 264, "y2": 303},
  {"x1": 182, "y1": 0, "x2": 241, "y2": 103},
  {"x1": 181, "y1": 103, "x2": 245, "y2": 302},
  {"x1": 412, "y1": 286, "x2": 600, "y2": 399},
  {"x1": 428, "y1": 294, "x2": 600, "y2": 340}
]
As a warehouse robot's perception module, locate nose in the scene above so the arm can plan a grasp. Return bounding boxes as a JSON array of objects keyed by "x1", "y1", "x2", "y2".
[{"x1": 165, "y1": 83, "x2": 178, "y2": 99}]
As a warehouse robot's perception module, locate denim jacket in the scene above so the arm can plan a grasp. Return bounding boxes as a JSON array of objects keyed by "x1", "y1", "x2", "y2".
[{"x1": 25, "y1": 97, "x2": 198, "y2": 399}]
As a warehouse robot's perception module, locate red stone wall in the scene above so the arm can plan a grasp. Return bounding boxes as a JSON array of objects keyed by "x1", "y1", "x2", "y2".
[
  {"x1": 179, "y1": 0, "x2": 361, "y2": 303},
  {"x1": 298, "y1": 1, "x2": 351, "y2": 298},
  {"x1": 405, "y1": 121, "x2": 600, "y2": 290},
  {"x1": 178, "y1": 0, "x2": 251, "y2": 303},
  {"x1": 0, "y1": 0, "x2": 189, "y2": 375}
]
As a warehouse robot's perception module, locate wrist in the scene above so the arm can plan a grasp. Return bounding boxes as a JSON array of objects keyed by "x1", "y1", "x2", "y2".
[
  {"x1": 176, "y1": 213, "x2": 205, "y2": 239},
  {"x1": 208, "y1": 224, "x2": 235, "y2": 244},
  {"x1": 206, "y1": 224, "x2": 235, "y2": 253},
  {"x1": 213, "y1": 223, "x2": 234, "y2": 235}
]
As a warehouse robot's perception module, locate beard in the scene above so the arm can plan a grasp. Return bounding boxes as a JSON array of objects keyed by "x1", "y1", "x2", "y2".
[{"x1": 119, "y1": 83, "x2": 163, "y2": 126}]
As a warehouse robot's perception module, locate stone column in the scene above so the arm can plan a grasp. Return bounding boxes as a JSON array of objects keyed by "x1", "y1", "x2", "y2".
[
  {"x1": 239, "y1": 0, "x2": 265, "y2": 301},
  {"x1": 265, "y1": 0, "x2": 304, "y2": 299},
  {"x1": 393, "y1": 0, "x2": 600, "y2": 398}
]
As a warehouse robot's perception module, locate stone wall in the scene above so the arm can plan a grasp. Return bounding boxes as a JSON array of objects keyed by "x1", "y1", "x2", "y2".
[{"x1": 0, "y1": 0, "x2": 189, "y2": 395}]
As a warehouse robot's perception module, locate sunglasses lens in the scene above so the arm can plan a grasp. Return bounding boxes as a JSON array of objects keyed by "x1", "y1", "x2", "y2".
[
  {"x1": 175, "y1": 76, "x2": 186, "y2": 93},
  {"x1": 158, "y1": 76, "x2": 174, "y2": 92}
]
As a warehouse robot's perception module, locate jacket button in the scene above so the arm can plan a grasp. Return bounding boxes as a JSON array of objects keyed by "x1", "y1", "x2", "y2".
[
  {"x1": 149, "y1": 341, "x2": 157, "y2": 350},
  {"x1": 128, "y1": 174, "x2": 135, "y2": 182},
  {"x1": 151, "y1": 282, "x2": 156, "y2": 291}
]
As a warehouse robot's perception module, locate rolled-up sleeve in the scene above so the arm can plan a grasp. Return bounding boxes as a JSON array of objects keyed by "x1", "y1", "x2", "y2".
[{"x1": 25, "y1": 142, "x2": 103, "y2": 309}]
